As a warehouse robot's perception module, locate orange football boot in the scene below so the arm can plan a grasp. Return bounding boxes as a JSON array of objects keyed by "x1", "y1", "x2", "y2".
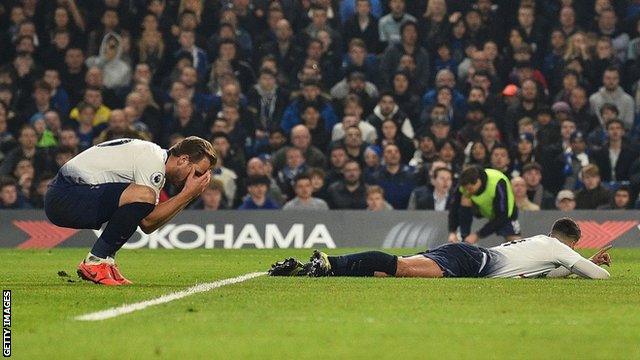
[
  {"x1": 109, "y1": 263, "x2": 133, "y2": 285},
  {"x1": 77, "y1": 261, "x2": 122, "y2": 286}
]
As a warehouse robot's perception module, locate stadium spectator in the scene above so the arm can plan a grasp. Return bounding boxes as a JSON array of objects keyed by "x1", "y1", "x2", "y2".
[
  {"x1": 0, "y1": 178, "x2": 31, "y2": 209},
  {"x1": 591, "y1": 119, "x2": 638, "y2": 183},
  {"x1": 191, "y1": 178, "x2": 228, "y2": 211},
  {"x1": 326, "y1": 159, "x2": 367, "y2": 209},
  {"x1": 368, "y1": 143, "x2": 416, "y2": 209},
  {"x1": 283, "y1": 173, "x2": 329, "y2": 210},
  {"x1": 555, "y1": 190, "x2": 577, "y2": 212},
  {"x1": 273, "y1": 125, "x2": 326, "y2": 171},
  {"x1": 589, "y1": 67, "x2": 634, "y2": 129},
  {"x1": 238, "y1": 175, "x2": 279, "y2": 210},
  {"x1": 575, "y1": 164, "x2": 612, "y2": 209},
  {"x1": 512, "y1": 176, "x2": 540, "y2": 212},
  {"x1": 366, "y1": 184, "x2": 393, "y2": 211},
  {"x1": 521, "y1": 163, "x2": 556, "y2": 210},
  {"x1": 407, "y1": 166, "x2": 453, "y2": 211},
  {"x1": 600, "y1": 185, "x2": 634, "y2": 210},
  {"x1": 1, "y1": 0, "x2": 640, "y2": 218}
]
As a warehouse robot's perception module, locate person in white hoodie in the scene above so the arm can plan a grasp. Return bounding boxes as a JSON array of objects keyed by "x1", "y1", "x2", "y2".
[
  {"x1": 85, "y1": 32, "x2": 131, "y2": 90},
  {"x1": 589, "y1": 66, "x2": 634, "y2": 129}
]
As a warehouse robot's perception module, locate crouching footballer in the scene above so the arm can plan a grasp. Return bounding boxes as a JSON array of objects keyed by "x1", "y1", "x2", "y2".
[
  {"x1": 45, "y1": 136, "x2": 217, "y2": 285},
  {"x1": 270, "y1": 218, "x2": 612, "y2": 279}
]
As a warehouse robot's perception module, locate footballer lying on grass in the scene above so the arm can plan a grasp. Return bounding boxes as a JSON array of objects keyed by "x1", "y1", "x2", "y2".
[
  {"x1": 270, "y1": 218, "x2": 612, "y2": 279},
  {"x1": 45, "y1": 133, "x2": 217, "y2": 286}
]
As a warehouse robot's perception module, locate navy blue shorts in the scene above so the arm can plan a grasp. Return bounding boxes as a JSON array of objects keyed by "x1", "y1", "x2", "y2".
[
  {"x1": 44, "y1": 174, "x2": 129, "y2": 230},
  {"x1": 496, "y1": 219, "x2": 521, "y2": 237},
  {"x1": 420, "y1": 243, "x2": 492, "y2": 278}
]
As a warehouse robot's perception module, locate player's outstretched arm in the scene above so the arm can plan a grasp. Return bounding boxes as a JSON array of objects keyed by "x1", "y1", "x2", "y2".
[
  {"x1": 549, "y1": 245, "x2": 612, "y2": 279},
  {"x1": 139, "y1": 168, "x2": 211, "y2": 233}
]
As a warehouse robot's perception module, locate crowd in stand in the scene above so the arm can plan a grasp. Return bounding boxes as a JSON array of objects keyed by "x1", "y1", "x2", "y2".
[{"x1": 1, "y1": 0, "x2": 640, "y2": 211}]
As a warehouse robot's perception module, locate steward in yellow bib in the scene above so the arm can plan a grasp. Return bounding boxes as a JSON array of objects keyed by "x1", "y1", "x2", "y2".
[{"x1": 448, "y1": 166, "x2": 521, "y2": 244}]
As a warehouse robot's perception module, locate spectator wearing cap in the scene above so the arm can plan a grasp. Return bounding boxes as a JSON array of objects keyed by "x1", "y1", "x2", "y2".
[
  {"x1": 456, "y1": 103, "x2": 487, "y2": 146},
  {"x1": 575, "y1": 164, "x2": 612, "y2": 209},
  {"x1": 561, "y1": 130, "x2": 592, "y2": 191},
  {"x1": 363, "y1": 144, "x2": 382, "y2": 183},
  {"x1": 428, "y1": 111, "x2": 451, "y2": 142},
  {"x1": 366, "y1": 92, "x2": 414, "y2": 140},
  {"x1": 380, "y1": 21, "x2": 430, "y2": 92},
  {"x1": 589, "y1": 66, "x2": 634, "y2": 129},
  {"x1": 511, "y1": 176, "x2": 540, "y2": 211},
  {"x1": 237, "y1": 175, "x2": 280, "y2": 210},
  {"x1": 592, "y1": 118, "x2": 638, "y2": 183},
  {"x1": 522, "y1": 162, "x2": 556, "y2": 210},
  {"x1": 281, "y1": 79, "x2": 338, "y2": 135},
  {"x1": 282, "y1": 173, "x2": 329, "y2": 210},
  {"x1": 555, "y1": 189, "x2": 577, "y2": 211}
]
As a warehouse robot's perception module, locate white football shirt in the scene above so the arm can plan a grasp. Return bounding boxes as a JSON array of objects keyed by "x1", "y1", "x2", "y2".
[
  {"x1": 485, "y1": 235, "x2": 585, "y2": 278},
  {"x1": 60, "y1": 139, "x2": 167, "y2": 201}
]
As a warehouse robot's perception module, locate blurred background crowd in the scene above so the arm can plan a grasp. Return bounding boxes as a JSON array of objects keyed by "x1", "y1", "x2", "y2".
[{"x1": 1, "y1": 0, "x2": 640, "y2": 211}]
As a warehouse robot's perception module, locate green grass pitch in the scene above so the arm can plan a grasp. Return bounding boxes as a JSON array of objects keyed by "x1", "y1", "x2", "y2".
[{"x1": 3, "y1": 248, "x2": 640, "y2": 359}]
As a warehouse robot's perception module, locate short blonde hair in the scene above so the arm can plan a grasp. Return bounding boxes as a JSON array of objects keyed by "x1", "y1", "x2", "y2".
[{"x1": 366, "y1": 185, "x2": 384, "y2": 198}]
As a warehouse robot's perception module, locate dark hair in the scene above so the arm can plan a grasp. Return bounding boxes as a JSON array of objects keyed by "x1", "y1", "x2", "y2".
[
  {"x1": 459, "y1": 166, "x2": 483, "y2": 186},
  {"x1": 605, "y1": 118, "x2": 624, "y2": 129},
  {"x1": 600, "y1": 103, "x2": 619, "y2": 116},
  {"x1": 433, "y1": 167, "x2": 453, "y2": 179},
  {"x1": 551, "y1": 217, "x2": 581, "y2": 242},
  {"x1": 294, "y1": 172, "x2": 312, "y2": 184}
]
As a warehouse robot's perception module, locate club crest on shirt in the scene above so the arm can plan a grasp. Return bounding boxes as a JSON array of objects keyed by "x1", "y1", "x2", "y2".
[{"x1": 150, "y1": 172, "x2": 164, "y2": 187}]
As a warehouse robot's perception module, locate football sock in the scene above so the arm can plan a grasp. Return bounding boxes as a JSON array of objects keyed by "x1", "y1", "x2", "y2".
[
  {"x1": 459, "y1": 206, "x2": 473, "y2": 238},
  {"x1": 90, "y1": 202, "x2": 155, "y2": 258},
  {"x1": 328, "y1": 251, "x2": 398, "y2": 277}
]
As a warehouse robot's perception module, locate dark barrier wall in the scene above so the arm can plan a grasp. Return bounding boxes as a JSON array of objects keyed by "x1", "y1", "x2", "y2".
[{"x1": 1, "y1": 210, "x2": 638, "y2": 249}]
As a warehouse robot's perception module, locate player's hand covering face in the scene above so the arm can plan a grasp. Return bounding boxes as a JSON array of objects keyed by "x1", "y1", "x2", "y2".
[{"x1": 169, "y1": 155, "x2": 212, "y2": 190}]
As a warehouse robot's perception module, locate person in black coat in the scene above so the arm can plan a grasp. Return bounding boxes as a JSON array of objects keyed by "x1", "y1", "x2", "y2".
[{"x1": 591, "y1": 119, "x2": 638, "y2": 184}]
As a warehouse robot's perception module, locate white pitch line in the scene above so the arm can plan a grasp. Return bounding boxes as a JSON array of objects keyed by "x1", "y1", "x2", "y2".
[{"x1": 75, "y1": 272, "x2": 265, "y2": 321}]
